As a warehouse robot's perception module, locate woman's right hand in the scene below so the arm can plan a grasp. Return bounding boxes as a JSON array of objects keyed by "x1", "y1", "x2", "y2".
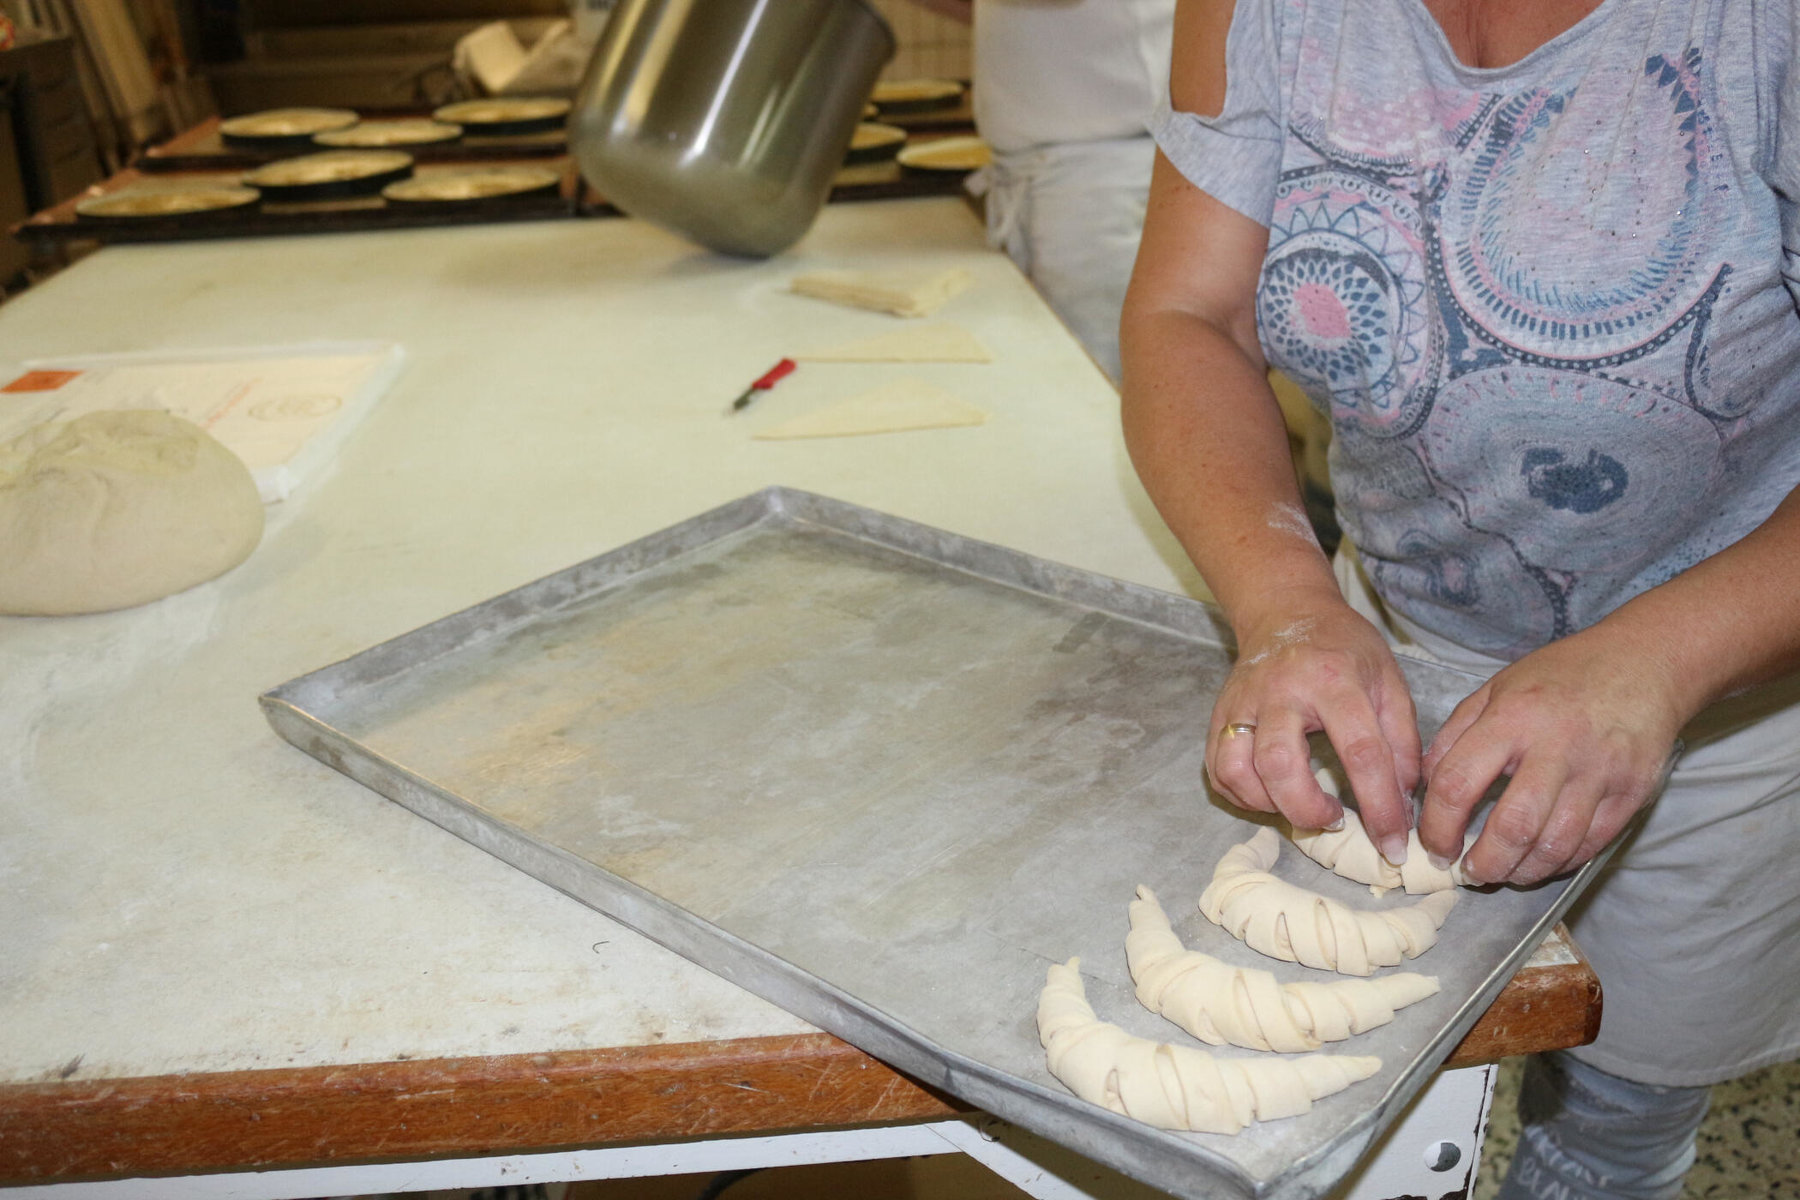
[
  {"x1": 1207, "y1": 586, "x2": 1423, "y2": 862},
  {"x1": 1118, "y1": 17, "x2": 1422, "y2": 862}
]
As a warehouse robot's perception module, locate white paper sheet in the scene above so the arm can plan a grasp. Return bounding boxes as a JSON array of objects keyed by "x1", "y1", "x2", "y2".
[{"x1": 0, "y1": 341, "x2": 405, "y2": 503}]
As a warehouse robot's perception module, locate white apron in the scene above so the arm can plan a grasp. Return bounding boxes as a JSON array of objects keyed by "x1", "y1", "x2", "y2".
[{"x1": 967, "y1": 0, "x2": 1173, "y2": 382}]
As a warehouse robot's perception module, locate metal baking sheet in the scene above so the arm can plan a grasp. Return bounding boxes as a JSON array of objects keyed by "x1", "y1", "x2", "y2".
[{"x1": 261, "y1": 487, "x2": 1606, "y2": 1200}]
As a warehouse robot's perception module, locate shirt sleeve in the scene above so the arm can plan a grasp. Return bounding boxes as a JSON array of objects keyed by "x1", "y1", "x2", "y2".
[{"x1": 1149, "y1": 0, "x2": 1286, "y2": 226}]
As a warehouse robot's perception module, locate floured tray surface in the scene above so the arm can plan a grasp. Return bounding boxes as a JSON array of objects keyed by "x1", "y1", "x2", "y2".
[{"x1": 261, "y1": 488, "x2": 1603, "y2": 1200}]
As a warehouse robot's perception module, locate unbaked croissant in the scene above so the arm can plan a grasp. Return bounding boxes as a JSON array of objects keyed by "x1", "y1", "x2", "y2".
[
  {"x1": 1127, "y1": 886, "x2": 1440, "y2": 1052},
  {"x1": 1037, "y1": 958, "x2": 1382, "y2": 1134},
  {"x1": 1199, "y1": 827, "x2": 1457, "y2": 975},
  {"x1": 1290, "y1": 770, "x2": 1472, "y2": 894}
]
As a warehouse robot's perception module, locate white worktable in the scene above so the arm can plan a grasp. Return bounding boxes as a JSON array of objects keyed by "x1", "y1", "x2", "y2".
[
  {"x1": 0, "y1": 197, "x2": 1208, "y2": 1080},
  {"x1": 0, "y1": 198, "x2": 1590, "y2": 1200}
]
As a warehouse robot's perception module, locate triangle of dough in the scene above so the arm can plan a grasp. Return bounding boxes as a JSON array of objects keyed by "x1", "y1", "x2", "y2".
[
  {"x1": 789, "y1": 267, "x2": 973, "y2": 318},
  {"x1": 794, "y1": 324, "x2": 992, "y2": 363},
  {"x1": 753, "y1": 379, "x2": 987, "y2": 440}
]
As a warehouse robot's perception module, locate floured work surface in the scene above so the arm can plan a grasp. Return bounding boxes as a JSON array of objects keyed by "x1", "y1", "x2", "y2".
[{"x1": 262, "y1": 488, "x2": 1605, "y2": 1200}]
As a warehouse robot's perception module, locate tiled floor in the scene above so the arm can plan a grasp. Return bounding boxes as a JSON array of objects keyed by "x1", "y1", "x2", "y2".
[{"x1": 1475, "y1": 1057, "x2": 1800, "y2": 1199}]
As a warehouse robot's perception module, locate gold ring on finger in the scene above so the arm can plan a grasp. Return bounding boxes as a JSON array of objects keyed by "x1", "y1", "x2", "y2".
[{"x1": 1225, "y1": 722, "x2": 1258, "y2": 737}]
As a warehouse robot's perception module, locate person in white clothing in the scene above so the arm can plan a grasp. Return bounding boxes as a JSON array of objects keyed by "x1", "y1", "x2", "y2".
[{"x1": 905, "y1": 0, "x2": 1174, "y2": 383}]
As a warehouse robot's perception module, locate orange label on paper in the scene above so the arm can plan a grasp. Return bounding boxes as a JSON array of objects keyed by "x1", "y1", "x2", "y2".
[{"x1": 2, "y1": 369, "x2": 82, "y2": 393}]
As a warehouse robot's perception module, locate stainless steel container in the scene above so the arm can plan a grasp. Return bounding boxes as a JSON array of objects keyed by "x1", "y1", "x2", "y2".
[{"x1": 570, "y1": 0, "x2": 895, "y2": 258}]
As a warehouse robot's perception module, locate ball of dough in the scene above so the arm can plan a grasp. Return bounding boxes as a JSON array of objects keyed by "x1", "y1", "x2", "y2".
[{"x1": 0, "y1": 410, "x2": 264, "y2": 616}]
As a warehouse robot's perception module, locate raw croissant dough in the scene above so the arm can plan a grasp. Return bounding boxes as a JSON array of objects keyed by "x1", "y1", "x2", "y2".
[
  {"x1": 752, "y1": 378, "x2": 986, "y2": 439},
  {"x1": 789, "y1": 267, "x2": 973, "y2": 318},
  {"x1": 1127, "y1": 886, "x2": 1439, "y2": 1052},
  {"x1": 1292, "y1": 769, "x2": 1473, "y2": 894},
  {"x1": 793, "y1": 323, "x2": 991, "y2": 363},
  {"x1": 1199, "y1": 827, "x2": 1457, "y2": 976},
  {"x1": 1289, "y1": 810, "x2": 1474, "y2": 895},
  {"x1": 1037, "y1": 958, "x2": 1381, "y2": 1134}
]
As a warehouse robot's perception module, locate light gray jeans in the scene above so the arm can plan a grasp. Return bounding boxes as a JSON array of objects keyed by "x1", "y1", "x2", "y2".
[{"x1": 1497, "y1": 1052, "x2": 1712, "y2": 1200}]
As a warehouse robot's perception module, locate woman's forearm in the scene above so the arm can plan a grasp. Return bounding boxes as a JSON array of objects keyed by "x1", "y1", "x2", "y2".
[
  {"x1": 1122, "y1": 297, "x2": 1427, "y2": 841},
  {"x1": 1121, "y1": 152, "x2": 1424, "y2": 846},
  {"x1": 1413, "y1": 484, "x2": 1800, "y2": 881},
  {"x1": 1120, "y1": 305, "x2": 1340, "y2": 641},
  {"x1": 1580, "y1": 484, "x2": 1800, "y2": 723}
]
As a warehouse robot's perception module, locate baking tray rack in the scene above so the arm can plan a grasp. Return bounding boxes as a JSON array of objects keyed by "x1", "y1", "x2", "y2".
[
  {"x1": 260, "y1": 487, "x2": 1605, "y2": 1200},
  {"x1": 140, "y1": 117, "x2": 570, "y2": 172},
  {"x1": 13, "y1": 118, "x2": 978, "y2": 248},
  {"x1": 12, "y1": 162, "x2": 585, "y2": 246}
]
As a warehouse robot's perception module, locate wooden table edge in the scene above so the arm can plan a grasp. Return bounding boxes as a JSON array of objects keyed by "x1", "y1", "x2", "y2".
[
  {"x1": 0, "y1": 1032, "x2": 959, "y2": 1185},
  {"x1": 0, "y1": 928, "x2": 1599, "y2": 1185}
]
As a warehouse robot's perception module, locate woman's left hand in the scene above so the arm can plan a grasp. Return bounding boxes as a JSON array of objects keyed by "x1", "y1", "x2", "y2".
[{"x1": 1415, "y1": 624, "x2": 1690, "y2": 886}]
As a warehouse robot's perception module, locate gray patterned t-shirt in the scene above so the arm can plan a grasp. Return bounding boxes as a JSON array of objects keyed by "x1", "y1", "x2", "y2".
[{"x1": 1154, "y1": 0, "x2": 1800, "y2": 658}]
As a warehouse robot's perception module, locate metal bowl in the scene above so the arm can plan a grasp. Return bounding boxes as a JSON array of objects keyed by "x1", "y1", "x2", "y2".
[{"x1": 570, "y1": 0, "x2": 895, "y2": 258}]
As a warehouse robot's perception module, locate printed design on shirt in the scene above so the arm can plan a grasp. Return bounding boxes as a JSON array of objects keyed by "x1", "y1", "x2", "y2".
[
  {"x1": 1398, "y1": 366, "x2": 1723, "y2": 648},
  {"x1": 1435, "y1": 49, "x2": 1729, "y2": 394},
  {"x1": 1260, "y1": 45, "x2": 1741, "y2": 652},
  {"x1": 1520, "y1": 448, "x2": 1628, "y2": 514},
  {"x1": 1260, "y1": 160, "x2": 1441, "y2": 438},
  {"x1": 1290, "y1": 29, "x2": 1500, "y2": 163},
  {"x1": 1332, "y1": 439, "x2": 1562, "y2": 657}
]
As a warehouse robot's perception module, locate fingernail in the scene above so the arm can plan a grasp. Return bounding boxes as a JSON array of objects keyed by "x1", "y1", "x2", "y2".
[
  {"x1": 1324, "y1": 814, "x2": 1345, "y2": 832},
  {"x1": 1427, "y1": 851, "x2": 1452, "y2": 872},
  {"x1": 1379, "y1": 834, "x2": 1409, "y2": 866}
]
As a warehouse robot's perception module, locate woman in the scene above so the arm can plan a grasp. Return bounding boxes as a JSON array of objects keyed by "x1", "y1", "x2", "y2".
[{"x1": 1120, "y1": 1, "x2": 1800, "y2": 1196}]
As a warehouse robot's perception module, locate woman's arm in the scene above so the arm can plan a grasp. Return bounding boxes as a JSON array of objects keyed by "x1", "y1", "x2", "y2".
[
  {"x1": 1419, "y1": 483, "x2": 1800, "y2": 885},
  {"x1": 1120, "y1": 0, "x2": 1422, "y2": 860}
]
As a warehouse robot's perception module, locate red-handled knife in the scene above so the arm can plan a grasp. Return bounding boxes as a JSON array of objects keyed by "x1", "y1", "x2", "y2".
[{"x1": 728, "y1": 358, "x2": 797, "y2": 414}]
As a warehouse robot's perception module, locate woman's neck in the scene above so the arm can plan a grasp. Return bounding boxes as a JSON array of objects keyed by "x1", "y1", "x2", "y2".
[{"x1": 1417, "y1": 0, "x2": 1606, "y2": 69}]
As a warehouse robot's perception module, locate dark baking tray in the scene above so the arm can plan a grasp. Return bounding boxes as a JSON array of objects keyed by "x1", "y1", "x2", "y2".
[
  {"x1": 14, "y1": 164, "x2": 581, "y2": 246},
  {"x1": 140, "y1": 116, "x2": 567, "y2": 173}
]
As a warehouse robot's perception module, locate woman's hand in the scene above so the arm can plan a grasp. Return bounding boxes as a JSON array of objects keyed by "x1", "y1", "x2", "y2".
[
  {"x1": 1416, "y1": 624, "x2": 1688, "y2": 886},
  {"x1": 1208, "y1": 586, "x2": 1423, "y2": 860}
]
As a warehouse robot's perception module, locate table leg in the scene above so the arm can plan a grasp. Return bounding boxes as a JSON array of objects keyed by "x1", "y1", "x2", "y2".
[
  {"x1": 912, "y1": 1065, "x2": 1499, "y2": 1200},
  {"x1": 1329, "y1": 1064, "x2": 1498, "y2": 1200}
]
